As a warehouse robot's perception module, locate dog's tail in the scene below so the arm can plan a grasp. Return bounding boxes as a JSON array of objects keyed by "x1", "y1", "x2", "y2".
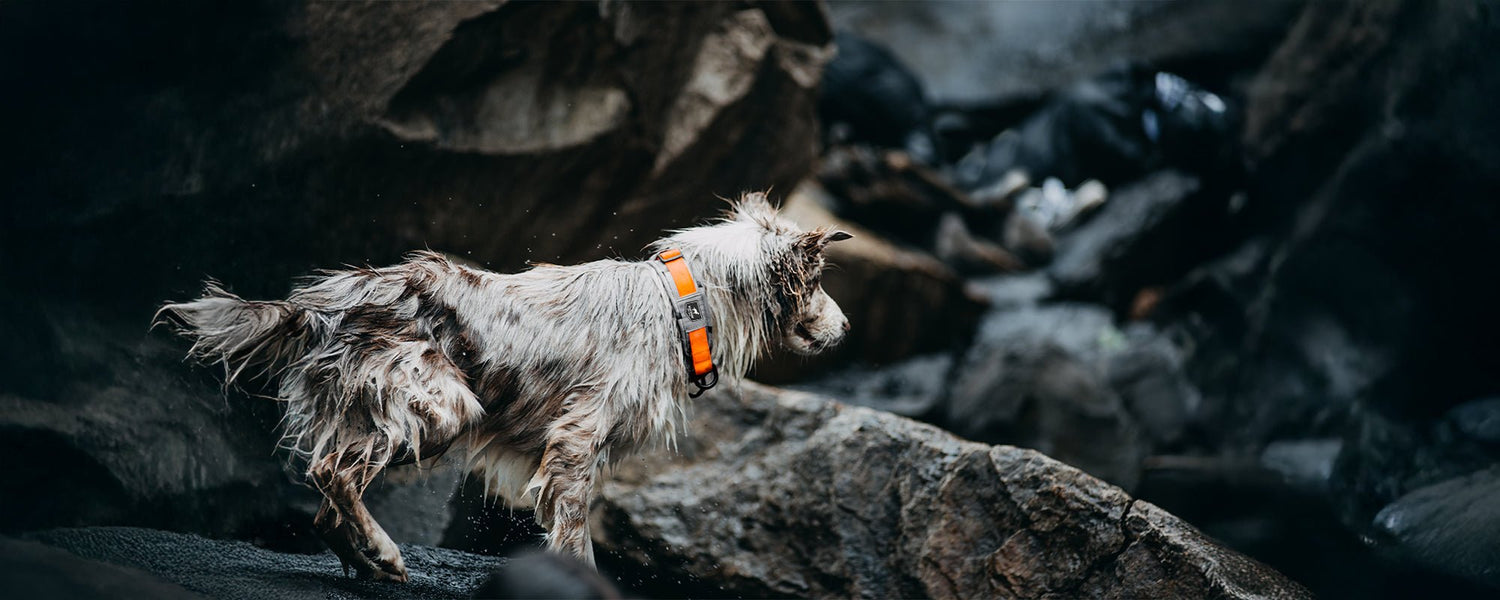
[{"x1": 154, "y1": 282, "x2": 314, "y2": 386}]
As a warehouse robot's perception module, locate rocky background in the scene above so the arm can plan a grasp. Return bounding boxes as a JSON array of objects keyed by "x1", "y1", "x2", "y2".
[{"x1": 0, "y1": 0, "x2": 1494, "y2": 598}]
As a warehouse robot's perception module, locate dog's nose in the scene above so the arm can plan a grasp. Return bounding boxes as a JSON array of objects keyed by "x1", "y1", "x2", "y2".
[{"x1": 842, "y1": 319, "x2": 851, "y2": 332}]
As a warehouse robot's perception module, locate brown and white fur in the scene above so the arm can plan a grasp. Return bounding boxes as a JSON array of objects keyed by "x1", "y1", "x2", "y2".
[{"x1": 155, "y1": 192, "x2": 851, "y2": 581}]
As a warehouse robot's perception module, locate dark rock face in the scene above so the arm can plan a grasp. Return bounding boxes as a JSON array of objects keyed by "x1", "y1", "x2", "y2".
[
  {"x1": 0, "y1": 320, "x2": 294, "y2": 537},
  {"x1": 0, "y1": 0, "x2": 830, "y2": 542},
  {"x1": 1, "y1": 1, "x2": 831, "y2": 299},
  {"x1": 21, "y1": 527, "x2": 504, "y2": 600},
  {"x1": 1115, "y1": 2, "x2": 1500, "y2": 594},
  {"x1": 592, "y1": 383, "x2": 1310, "y2": 599},
  {"x1": 1153, "y1": 0, "x2": 1500, "y2": 550}
]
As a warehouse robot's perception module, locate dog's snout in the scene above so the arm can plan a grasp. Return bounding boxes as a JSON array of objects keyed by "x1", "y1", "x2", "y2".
[{"x1": 841, "y1": 319, "x2": 851, "y2": 332}]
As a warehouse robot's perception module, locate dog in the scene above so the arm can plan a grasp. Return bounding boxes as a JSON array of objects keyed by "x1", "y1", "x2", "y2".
[{"x1": 155, "y1": 192, "x2": 852, "y2": 581}]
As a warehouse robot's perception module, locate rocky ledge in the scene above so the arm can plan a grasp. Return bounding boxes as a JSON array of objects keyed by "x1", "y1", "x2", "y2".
[
  {"x1": 11, "y1": 528, "x2": 503, "y2": 600},
  {"x1": 594, "y1": 382, "x2": 1311, "y2": 599},
  {"x1": 8, "y1": 383, "x2": 1310, "y2": 600}
]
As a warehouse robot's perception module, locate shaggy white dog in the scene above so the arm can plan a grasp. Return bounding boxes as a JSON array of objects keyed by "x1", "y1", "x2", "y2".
[{"x1": 156, "y1": 192, "x2": 851, "y2": 580}]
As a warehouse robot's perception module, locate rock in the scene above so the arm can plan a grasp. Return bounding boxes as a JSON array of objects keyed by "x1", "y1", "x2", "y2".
[
  {"x1": 24, "y1": 527, "x2": 504, "y2": 600},
  {"x1": 969, "y1": 272, "x2": 1055, "y2": 310},
  {"x1": 592, "y1": 382, "x2": 1310, "y2": 599},
  {"x1": 820, "y1": 32, "x2": 937, "y2": 162},
  {"x1": 0, "y1": 0, "x2": 831, "y2": 539},
  {"x1": 800, "y1": 277, "x2": 1201, "y2": 477},
  {"x1": 0, "y1": 307, "x2": 467, "y2": 550},
  {"x1": 1048, "y1": 170, "x2": 1227, "y2": 312},
  {"x1": 1445, "y1": 397, "x2": 1500, "y2": 446},
  {"x1": 2, "y1": 2, "x2": 831, "y2": 295},
  {"x1": 0, "y1": 537, "x2": 202, "y2": 600},
  {"x1": 943, "y1": 303, "x2": 1148, "y2": 489},
  {"x1": 1373, "y1": 467, "x2": 1500, "y2": 591},
  {"x1": 814, "y1": 145, "x2": 1046, "y2": 272},
  {"x1": 792, "y1": 353, "x2": 953, "y2": 419},
  {"x1": 827, "y1": 1, "x2": 1303, "y2": 104},
  {"x1": 1162, "y1": 4, "x2": 1500, "y2": 571},
  {"x1": 0, "y1": 310, "x2": 292, "y2": 537},
  {"x1": 1259, "y1": 439, "x2": 1342, "y2": 492},
  {"x1": 1228, "y1": 0, "x2": 1500, "y2": 424},
  {"x1": 472, "y1": 551, "x2": 627, "y2": 600},
  {"x1": 363, "y1": 465, "x2": 465, "y2": 547},
  {"x1": 752, "y1": 183, "x2": 988, "y2": 382},
  {"x1": 1327, "y1": 406, "x2": 1499, "y2": 545},
  {"x1": 1106, "y1": 323, "x2": 1201, "y2": 448},
  {"x1": 439, "y1": 479, "x2": 547, "y2": 557},
  {"x1": 950, "y1": 67, "x2": 1239, "y2": 191}
]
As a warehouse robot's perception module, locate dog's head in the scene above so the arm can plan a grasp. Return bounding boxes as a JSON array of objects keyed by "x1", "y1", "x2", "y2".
[{"x1": 655, "y1": 191, "x2": 853, "y2": 358}]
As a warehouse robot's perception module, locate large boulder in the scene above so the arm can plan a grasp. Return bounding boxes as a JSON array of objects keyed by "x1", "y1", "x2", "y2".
[
  {"x1": 592, "y1": 382, "x2": 1310, "y2": 599},
  {"x1": 0, "y1": 0, "x2": 831, "y2": 540}
]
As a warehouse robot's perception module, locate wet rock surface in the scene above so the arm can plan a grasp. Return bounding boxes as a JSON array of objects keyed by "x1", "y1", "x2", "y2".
[
  {"x1": 20, "y1": 527, "x2": 504, "y2": 600},
  {"x1": 593, "y1": 382, "x2": 1310, "y2": 599}
]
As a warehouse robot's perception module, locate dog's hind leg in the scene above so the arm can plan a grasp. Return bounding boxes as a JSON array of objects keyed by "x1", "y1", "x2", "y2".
[
  {"x1": 529, "y1": 393, "x2": 612, "y2": 567},
  {"x1": 310, "y1": 443, "x2": 409, "y2": 582},
  {"x1": 305, "y1": 341, "x2": 484, "y2": 581}
]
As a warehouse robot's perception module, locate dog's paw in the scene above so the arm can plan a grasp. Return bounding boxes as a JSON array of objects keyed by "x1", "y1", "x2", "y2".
[
  {"x1": 317, "y1": 516, "x2": 409, "y2": 583},
  {"x1": 359, "y1": 537, "x2": 408, "y2": 583}
]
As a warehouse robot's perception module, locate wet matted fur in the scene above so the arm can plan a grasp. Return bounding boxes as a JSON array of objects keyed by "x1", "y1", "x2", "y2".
[{"x1": 155, "y1": 192, "x2": 852, "y2": 580}]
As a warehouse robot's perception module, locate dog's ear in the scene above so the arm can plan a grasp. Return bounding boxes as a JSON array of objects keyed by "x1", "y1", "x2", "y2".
[{"x1": 799, "y1": 227, "x2": 855, "y2": 253}]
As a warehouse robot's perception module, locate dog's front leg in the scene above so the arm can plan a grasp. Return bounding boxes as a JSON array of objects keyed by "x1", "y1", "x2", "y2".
[{"x1": 531, "y1": 412, "x2": 610, "y2": 567}]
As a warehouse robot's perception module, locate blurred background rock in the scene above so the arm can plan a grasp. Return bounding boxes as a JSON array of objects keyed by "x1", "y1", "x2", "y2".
[{"x1": 1, "y1": 0, "x2": 1497, "y2": 598}]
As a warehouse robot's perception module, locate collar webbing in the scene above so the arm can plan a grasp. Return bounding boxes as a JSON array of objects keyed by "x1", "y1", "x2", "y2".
[{"x1": 652, "y1": 248, "x2": 718, "y2": 396}]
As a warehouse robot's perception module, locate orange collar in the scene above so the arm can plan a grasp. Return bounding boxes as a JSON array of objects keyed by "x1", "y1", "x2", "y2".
[{"x1": 653, "y1": 248, "x2": 718, "y2": 396}]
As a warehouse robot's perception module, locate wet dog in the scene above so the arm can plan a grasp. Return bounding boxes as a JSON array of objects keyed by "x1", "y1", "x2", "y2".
[{"x1": 155, "y1": 192, "x2": 851, "y2": 581}]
